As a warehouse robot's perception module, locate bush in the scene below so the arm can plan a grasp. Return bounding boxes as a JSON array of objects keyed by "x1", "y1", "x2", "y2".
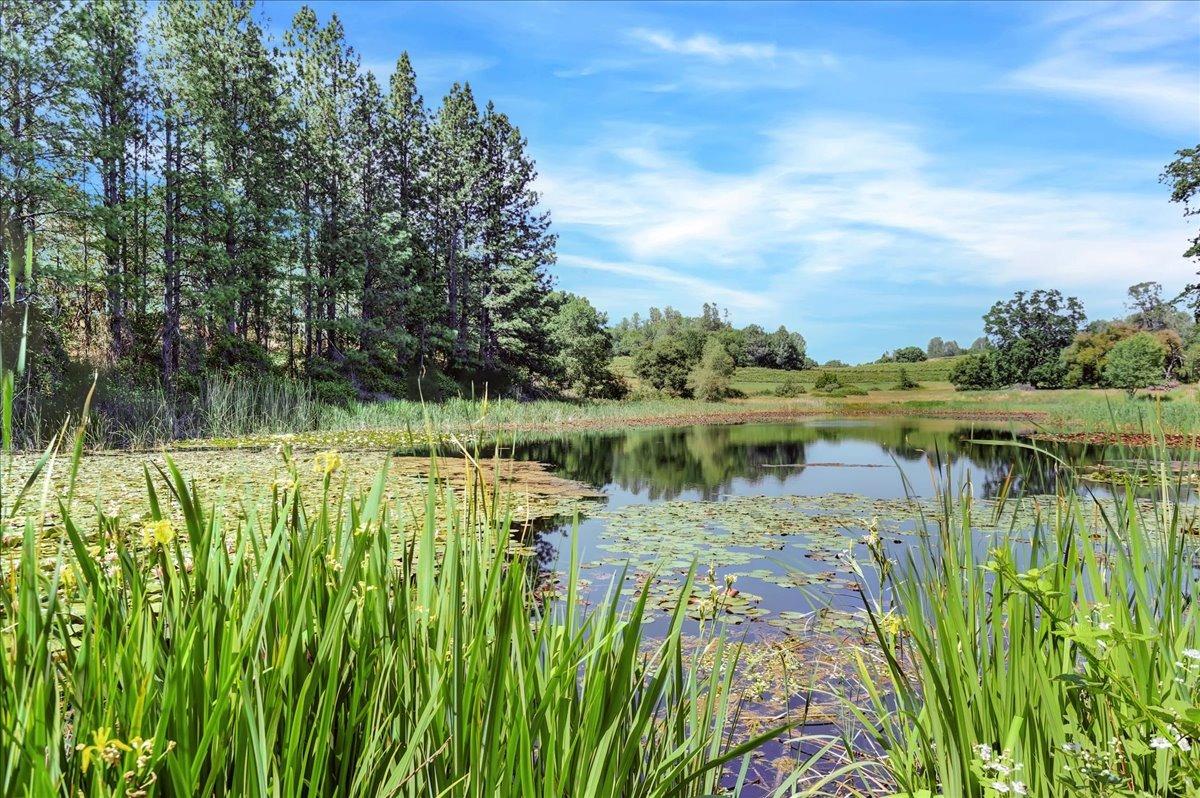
[
  {"x1": 688, "y1": 338, "x2": 736, "y2": 401},
  {"x1": 633, "y1": 336, "x2": 694, "y2": 396},
  {"x1": 813, "y1": 370, "x2": 842, "y2": 390},
  {"x1": 1104, "y1": 332, "x2": 1167, "y2": 396},
  {"x1": 949, "y1": 353, "x2": 1000, "y2": 391},
  {"x1": 893, "y1": 346, "x2": 927, "y2": 363},
  {"x1": 773, "y1": 375, "x2": 807, "y2": 397},
  {"x1": 892, "y1": 367, "x2": 920, "y2": 390}
]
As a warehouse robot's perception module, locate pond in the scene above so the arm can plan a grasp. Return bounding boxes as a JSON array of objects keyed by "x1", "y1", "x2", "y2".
[
  {"x1": 508, "y1": 417, "x2": 1152, "y2": 791},
  {"x1": 510, "y1": 417, "x2": 1124, "y2": 635}
]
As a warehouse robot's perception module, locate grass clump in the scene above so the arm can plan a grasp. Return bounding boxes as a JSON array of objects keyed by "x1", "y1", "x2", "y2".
[
  {"x1": 774, "y1": 375, "x2": 807, "y2": 397},
  {"x1": 851, "y1": 447, "x2": 1200, "y2": 796},
  {"x1": 0, "y1": 448, "x2": 779, "y2": 796}
]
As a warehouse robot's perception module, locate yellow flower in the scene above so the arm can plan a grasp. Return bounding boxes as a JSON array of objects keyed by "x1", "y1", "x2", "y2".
[
  {"x1": 141, "y1": 519, "x2": 176, "y2": 548},
  {"x1": 76, "y1": 727, "x2": 130, "y2": 773},
  {"x1": 313, "y1": 450, "x2": 343, "y2": 476}
]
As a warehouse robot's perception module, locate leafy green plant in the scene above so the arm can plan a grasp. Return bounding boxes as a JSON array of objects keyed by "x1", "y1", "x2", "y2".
[
  {"x1": 774, "y1": 375, "x2": 807, "y2": 397},
  {"x1": 1104, "y1": 332, "x2": 1167, "y2": 396},
  {"x1": 813, "y1": 371, "x2": 841, "y2": 391},
  {"x1": 0, "y1": 440, "x2": 793, "y2": 796},
  {"x1": 849, "y1": 442, "x2": 1200, "y2": 797},
  {"x1": 892, "y1": 367, "x2": 920, "y2": 391}
]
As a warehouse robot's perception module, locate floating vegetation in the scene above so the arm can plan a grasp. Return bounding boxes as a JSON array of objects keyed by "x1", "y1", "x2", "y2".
[
  {"x1": 575, "y1": 491, "x2": 1129, "y2": 636},
  {"x1": 1, "y1": 446, "x2": 600, "y2": 555}
]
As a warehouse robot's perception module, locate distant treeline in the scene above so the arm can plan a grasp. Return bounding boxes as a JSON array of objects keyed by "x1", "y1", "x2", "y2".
[{"x1": 950, "y1": 281, "x2": 1200, "y2": 394}]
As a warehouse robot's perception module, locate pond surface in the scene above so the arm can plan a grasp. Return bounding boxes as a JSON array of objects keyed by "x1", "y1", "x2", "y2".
[{"x1": 510, "y1": 417, "x2": 1124, "y2": 635}]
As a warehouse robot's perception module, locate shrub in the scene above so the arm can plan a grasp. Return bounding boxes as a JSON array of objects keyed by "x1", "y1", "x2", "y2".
[
  {"x1": 688, "y1": 338, "x2": 736, "y2": 401},
  {"x1": 813, "y1": 370, "x2": 842, "y2": 390},
  {"x1": 892, "y1": 367, "x2": 920, "y2": 390},
  {"x1": 774, "y1": 375, "x2": 807, "y2": 397},
  {"x1": 949, "y1": 352, "x2": 999, "y2": 390},
  {"x1": 1104, "y1": 331, "x2": 1167, "y2": 396}
]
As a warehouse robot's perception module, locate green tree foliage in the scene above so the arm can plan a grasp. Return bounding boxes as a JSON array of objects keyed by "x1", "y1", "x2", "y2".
[
  {"x1": 968, "y1": 336, "x2": 992, "y2": 353},
  {"x1": 550, "y1": 294, "x2": 624, "y2": 399},
  {"x1": 1161, "y1": 146, "x2": 1200, "y2": 319},
  {"x1": 688, "y1": 337, "x2": 735, "y2": 401},
  {"x1": 612, "y1": 308, "x2": 807, "y2": 371},
  {"x1": 632, "y1": 336, "x2": 692, "y2": 397},
  {"x1": 983, "y1": 289, "x2": 1086, "y2": 388},
  {"x1": 1060, "y1": 323, "x2": 1137, "y2": 387},
  {"x1": 926, "y1": 337, "x2": 962, "y2": 358},
  {"x1": 1104, "y1": 332, "x2": 1167, "y2": 396},
  {"x1": 893, "y1": 346, "x2": 927, "y2": 363},
  {"x1": 892, "y1": 367, "x2": 920, "y2": 390},
  {"x1": 0, "y1": 2, "x2": 564, "y2": 403},
  {"x1": 948, "y1": 353, "x2": 999, "y2": 391}
]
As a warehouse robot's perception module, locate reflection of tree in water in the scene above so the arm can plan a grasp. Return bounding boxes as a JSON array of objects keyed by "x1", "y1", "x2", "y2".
[
  {"x1": 514, "y1": 426, "x2": 811, "y2": 500},
  {"x1": 510, "y1": 421, "x2": 1119, "y2": 502},
  {"x1": 953, "y1": 429, "x2": 1111, "y2": 498}
]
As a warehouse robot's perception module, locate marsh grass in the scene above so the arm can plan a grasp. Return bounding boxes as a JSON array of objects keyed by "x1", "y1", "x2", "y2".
[
  {"x1": 0, "y1": 441, "x2": 803, "y2": 796},
  {"x1": 849, "y1": 441, "x2": 1200, "y2": 797}
]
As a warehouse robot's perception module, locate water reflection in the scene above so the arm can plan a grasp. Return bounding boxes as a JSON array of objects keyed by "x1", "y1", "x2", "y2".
[{"x1": 511, "y1": 418, "x2": 1113, "y2": 501}]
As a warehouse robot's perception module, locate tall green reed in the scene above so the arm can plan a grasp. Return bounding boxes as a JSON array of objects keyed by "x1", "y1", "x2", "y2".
[
  {"x1": 0, "y1": 441, "x2": 786, "y2": 796},
  {"x1": 850, "y1": 443, "x2": 1200, "y2": 797}
]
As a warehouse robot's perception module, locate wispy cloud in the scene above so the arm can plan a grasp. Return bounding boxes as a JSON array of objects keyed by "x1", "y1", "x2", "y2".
[
  {"x1": 539, "y1": 115, "x2": 1192, "y2": 326},
  {"x1": 557, "y1": 254, "x2": 772, "y2": 314},
  {"x1": 632, "y1": 28, "x2": 793, "y2": 63},
  {"x1": 1009, "y1": 2, "x2": 1200, "y2": 133}
]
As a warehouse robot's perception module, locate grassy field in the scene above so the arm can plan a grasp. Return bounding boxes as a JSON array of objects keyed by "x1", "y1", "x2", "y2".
[{"x1": 612, "y1": 355, "x2": 969, "y2": 394}]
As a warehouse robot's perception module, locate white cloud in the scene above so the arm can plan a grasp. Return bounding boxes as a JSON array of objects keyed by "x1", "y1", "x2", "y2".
[
  {"x1": 538, "y1": 116, "x2": 1193, "y2": 324},
  {"x1": 631, "y1": 29, "x2": 785, "y2": 63},
  {"x1": 1009, "y1": 2, "x2": 1200, "y2": 133},
  {"x1": 556, "y1": 254, "x2": 772, "y2": 315}
]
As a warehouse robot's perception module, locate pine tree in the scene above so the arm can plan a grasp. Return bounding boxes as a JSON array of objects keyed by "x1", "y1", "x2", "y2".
[{"x1": 429, "y1": 82, "x2": 482, "y2": 369}]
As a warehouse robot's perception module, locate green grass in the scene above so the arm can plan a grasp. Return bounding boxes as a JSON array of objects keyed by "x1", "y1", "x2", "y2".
[
  {"x1": 612, "y1": 355, "x2": 967, "y2": 396},
  {"x1": 849, "y1": 444, "x2": 1200, "y2": 797}
]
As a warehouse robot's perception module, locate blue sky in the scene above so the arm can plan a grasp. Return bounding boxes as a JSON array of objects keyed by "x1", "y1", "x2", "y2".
[{"x1": 265, "y1": 1, "x2": 1200, "y2": 363}]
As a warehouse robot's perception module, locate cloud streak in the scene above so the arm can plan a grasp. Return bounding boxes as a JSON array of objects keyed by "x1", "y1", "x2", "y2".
[
  {"x1": 539, "y1": 116, "x2": 1192, "y2": 327},
  {"x1": 1009, "y1": 2, "x2": 1200, "y2": 133}
]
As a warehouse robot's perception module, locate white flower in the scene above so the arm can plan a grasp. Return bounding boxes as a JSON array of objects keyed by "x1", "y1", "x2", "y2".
[
  {"x1": 991, "y1": 782, "x2": 1010, "y2": 794},
  {"x1": 1182, "y1": 648, "x2": 1200, "y2": 660},
  {"x1": 976, "y1": 744, "x2": 994, "y2": 761},
  {"x1": 1178, "y1": 737, "x2": 1192, "y2": 752},
  {"x1": 1012, "y1": 782, "x2": 1027, "y2": 796},
  {"x1": 1150, "y1": 736, "x2": 1172, "y2": 750}
]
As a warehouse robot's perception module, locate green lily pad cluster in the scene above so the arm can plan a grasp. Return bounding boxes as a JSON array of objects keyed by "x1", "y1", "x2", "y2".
[{"x1": 577, "y1": 491, "x2": 1078, "y2": 637}]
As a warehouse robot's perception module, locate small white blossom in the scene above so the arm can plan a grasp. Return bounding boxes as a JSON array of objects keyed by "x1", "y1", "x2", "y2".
[
  {"x1": 991, "y1": 782, "x2": 1010, "y2": 794},
  {"x1": 1150, "y1": 736, "x2": 1171, "y2": 750},
  {"x1": 1182, "y1": 648, "x2": 1200, "y2": 660}
]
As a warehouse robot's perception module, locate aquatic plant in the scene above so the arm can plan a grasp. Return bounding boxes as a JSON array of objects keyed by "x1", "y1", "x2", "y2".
[
  {"x1": 0, "y1": 444, "x2": 795, "y2": 796},
  {"x1": 849, "y1": 445, "x2": 1200, "y2": 797}
]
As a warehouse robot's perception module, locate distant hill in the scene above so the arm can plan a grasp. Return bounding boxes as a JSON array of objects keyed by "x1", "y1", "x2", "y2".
[{"x1": 612, "y1": 355, "x2": 969, "y2": 394}]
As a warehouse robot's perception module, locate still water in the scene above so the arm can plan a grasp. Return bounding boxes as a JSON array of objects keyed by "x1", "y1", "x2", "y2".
[{"x1": 510, "y1": 418, "x2": 1121, "y2": 632}]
